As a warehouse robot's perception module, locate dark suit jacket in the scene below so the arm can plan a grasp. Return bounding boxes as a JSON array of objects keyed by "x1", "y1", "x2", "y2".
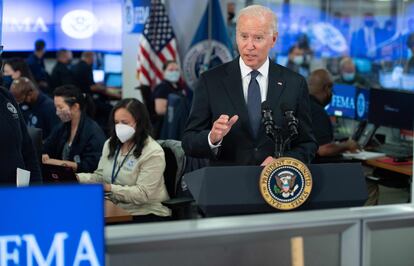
[
  {"x1": 350, "y1": 27, "x2": 382, "y2": 59},
  {"x1": 43, "y1": 113, "x2": 106, "y2": 173},
  {"x1": 182, "y1": 58, "x2": 318, "y2": 165}
]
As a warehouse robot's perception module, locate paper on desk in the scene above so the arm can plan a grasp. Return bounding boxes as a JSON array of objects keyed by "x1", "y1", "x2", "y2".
[
  {"x1": 342, "y1": 151, "x2": 386, "y2": 160},
  {"x1": 16, "y1": 168, "x2": 30, "y2": 187}
]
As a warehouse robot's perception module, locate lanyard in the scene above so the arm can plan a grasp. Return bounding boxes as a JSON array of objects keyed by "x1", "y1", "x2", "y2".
[{"x1": 111, "y1": 144, "x2": 135, "y2": 184}]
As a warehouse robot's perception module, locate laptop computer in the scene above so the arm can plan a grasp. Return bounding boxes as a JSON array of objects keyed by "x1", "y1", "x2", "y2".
[{"x1": 42, "y1": 164, "x2": 78, "y2": 184}]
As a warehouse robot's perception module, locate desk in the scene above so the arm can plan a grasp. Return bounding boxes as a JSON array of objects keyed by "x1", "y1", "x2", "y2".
[
  {"x1": 105, "y1": 200, "x2": 133, "y2": 224},
  {"x1": 365, "y1": 157, "x2": 412, "y2": 176}
]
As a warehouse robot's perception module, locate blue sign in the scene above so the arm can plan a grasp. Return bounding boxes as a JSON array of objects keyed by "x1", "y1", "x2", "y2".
[
  {"x1": 124, "y1": 0, "x2": 151, "y2": 34},
  {"x1": 325, "y1": 84, "x2": 357, "y2": 119},
  {"x1": 355, "y1": 88, "x2": 370, "y2": 120},
  {"x1": 2, "y1": 0, "x2": 122, "y2": 51},
  {"x1": 0, "y1": 185, "x2": 104, "y2": 265}
]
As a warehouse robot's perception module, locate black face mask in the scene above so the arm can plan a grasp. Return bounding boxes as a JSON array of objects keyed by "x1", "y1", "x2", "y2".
[
  {"x1": 323, "y1": 86, "x2": 333, "y2": 107},
  {"x1": 228, "y1": 12, "x2": 235, "y2": 21}
]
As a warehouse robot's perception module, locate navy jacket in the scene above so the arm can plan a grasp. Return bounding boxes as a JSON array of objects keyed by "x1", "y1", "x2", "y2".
[
  {"x1": 43, "y1": 113, "x2": 105, "y2": 173},
  {"x1": 0, "y1": 87, "x2": 42, "y2": 185},
  {"x1": 183, "y1": 58, "x2": 318, "y2": 165}
]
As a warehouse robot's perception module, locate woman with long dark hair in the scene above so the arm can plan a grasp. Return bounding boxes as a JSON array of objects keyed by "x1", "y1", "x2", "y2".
[
  {"x1": 2, "y1": 58, "x2": 36, "y2": 89},
  {"x1": 78, "y1": 98, "x2": 171, "y2": 220},
  {"x1": 42, "y1": 85, "x2": 105, "y2": 173}
]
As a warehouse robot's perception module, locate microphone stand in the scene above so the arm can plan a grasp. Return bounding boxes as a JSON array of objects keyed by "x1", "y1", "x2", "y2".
[{"x1": 274, "y1": 126, "x2": 283, "y2": 158}]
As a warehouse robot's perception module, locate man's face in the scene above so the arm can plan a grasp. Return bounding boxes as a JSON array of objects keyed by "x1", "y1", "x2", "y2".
[
  {"x1": 236, "y1": 14, "x2": 277, "y2": 70},
  {"x1": 342, "y1": 63, "x2": 355, "y2": 74}
]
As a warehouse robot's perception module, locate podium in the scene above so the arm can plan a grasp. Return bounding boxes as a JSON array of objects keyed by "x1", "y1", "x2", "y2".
[{"x1": 184, "y1": 163, "x2": 368, "y2": 217}]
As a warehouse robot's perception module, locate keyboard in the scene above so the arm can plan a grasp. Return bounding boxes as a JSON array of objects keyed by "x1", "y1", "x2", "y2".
[{"x1": 372, "y1": 143, "x2": 413, "y2": 158}]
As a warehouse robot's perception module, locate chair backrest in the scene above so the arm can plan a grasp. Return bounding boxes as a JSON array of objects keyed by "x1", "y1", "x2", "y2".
[
  {"x1": 159, "y1": 93, "x2": 190, "y2": 140},
  {"x1": 157, "y1": 139, "x2": 186, "y2": 197},
  {"x1": 27, "y1": 127, "x2": 43, "y2": 163}
]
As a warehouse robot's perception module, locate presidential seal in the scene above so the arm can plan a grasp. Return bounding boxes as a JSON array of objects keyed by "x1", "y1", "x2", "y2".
[
  {"x1": 183, "y1": 40, "x2": 232, "y2": 88},
  {"x1": 259, "y1": 157, "x2": 312, "y2": 210}
]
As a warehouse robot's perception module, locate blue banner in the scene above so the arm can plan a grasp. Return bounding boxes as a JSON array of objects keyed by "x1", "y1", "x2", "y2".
[
  {"x1": 2, "y1": 0, "x2": 123, "y2": 51},
  {"x1": 183, "y1": 0, "x2": 233, "y2": 88},
  {"x1": 0, "y1": 185, "x2": 104, "y2": 265},
  {"x1": 124, "y1": 0, "x2": 151, "y2": 34}
]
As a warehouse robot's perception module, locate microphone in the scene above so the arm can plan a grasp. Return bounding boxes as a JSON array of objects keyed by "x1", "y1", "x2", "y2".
[
  {"x1": 281, "y1": 103, "x2": 299, "y2": 139},
  {"x1": 261, "y1": 101, "x2": 275, "y2": 139}
]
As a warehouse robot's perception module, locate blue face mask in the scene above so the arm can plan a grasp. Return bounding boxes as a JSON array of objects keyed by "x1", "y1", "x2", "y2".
[
  {"x1": 342, "y1": 72, "x2": 355, "y2": 82},
  {"x1": 164, "y1": 70, "x2": 180, "y2": 83},
  {"x1": 2, "y1": 75, "x2": 13, "y2": 89},
  {"x1": 292, "y1": 56, "x2": 304, "y2": 66}
]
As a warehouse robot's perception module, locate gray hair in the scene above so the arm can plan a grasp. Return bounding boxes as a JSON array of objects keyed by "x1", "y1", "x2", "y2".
[
  {"x1": 339, "y1": 57, "x2": 355, "y2": 70},
  {"x1": 236, "y1": 5, "x2": 278, "y2": 34}
]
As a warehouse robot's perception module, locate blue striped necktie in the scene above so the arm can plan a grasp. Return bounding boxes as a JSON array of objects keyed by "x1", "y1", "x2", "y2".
[{"x1": 247, "y1": 70, "x2": 261, "y2": 137}]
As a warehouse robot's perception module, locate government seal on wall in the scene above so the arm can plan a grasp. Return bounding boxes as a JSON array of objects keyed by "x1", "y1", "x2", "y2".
[{"x1": 183, "y1": 40, "x2": 232, "y2": 88}]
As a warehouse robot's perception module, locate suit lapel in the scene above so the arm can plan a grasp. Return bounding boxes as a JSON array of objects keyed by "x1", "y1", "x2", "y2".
[
  {"x1": 266, "y1": 61, "x2": 286, "y2": 110},
  {"x1": 222, "y1": 59, "x2": 253, "y2": 136}
]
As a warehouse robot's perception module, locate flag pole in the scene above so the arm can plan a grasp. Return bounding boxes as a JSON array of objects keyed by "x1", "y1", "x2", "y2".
[{"x1": 202, "y1": 0, "x2": 213, "y2": 72}]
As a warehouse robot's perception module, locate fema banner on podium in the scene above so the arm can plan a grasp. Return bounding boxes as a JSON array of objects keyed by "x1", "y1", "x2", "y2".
[{"x1": 0, "y1": 185, "x2": 104, "y2": 265}]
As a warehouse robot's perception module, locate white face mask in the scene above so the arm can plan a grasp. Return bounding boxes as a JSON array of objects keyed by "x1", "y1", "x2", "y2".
[
  {"x1": 164, "y1": 70, "x2": 180, "y2": 83},
  {"x1": 115, "y1": 124, "x2": 136, "y2": 143},
  {"x1": 293, "y1": 55, "x2": 304, "y2": 65}
]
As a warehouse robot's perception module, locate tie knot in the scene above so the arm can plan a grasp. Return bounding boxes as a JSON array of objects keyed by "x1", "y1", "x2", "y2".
[{"x1": 250, "y1": 70, "x2": 260, "y2": 79}]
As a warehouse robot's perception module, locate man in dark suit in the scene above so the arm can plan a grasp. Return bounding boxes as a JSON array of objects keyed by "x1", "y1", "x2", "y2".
[
  {"x1": 350, "y1": 13, "x2": 382, "y2": 59},
  {"x1": 182, "y1": 5, "x2": 317, "y2": 166}
]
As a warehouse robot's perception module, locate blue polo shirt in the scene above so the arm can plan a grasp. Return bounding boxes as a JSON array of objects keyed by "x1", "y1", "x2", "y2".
[{"x1": 20, "y1": 92, "x2": 60, "y2": 139}]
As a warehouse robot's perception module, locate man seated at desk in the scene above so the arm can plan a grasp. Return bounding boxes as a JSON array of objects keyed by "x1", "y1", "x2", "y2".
[
  {"x1": 308, "y1": 69, "x2": 378, "y2": 205},
  {"x1": 308, "y1": 69, "x2": 359, "y2": 162}
]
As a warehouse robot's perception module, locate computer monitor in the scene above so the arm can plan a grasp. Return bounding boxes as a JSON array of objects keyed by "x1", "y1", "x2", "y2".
[
  {"x1": 106, "y1": 73, "x2": 122, "y2": 88},
  {"x1": 355, "y1": 87, "x2": 370, "y2": 121},
  {"x1": 401, "y1": 74, "x2": 414, "y2": 91},
  {"x1": 104, "y1": 53, "x2": 122, "y2": 73},
  {"x1": 325, "y1": 83, "x2": 356, "y2": 119},
  {"x1": 93, "y1": 70, "x2": 105, "y2": 83},
  {"x1": 368, "y1": 88, "x2": 414, "y2": 130},
  {"x1": 379, "y1": 71, "x2": 396, "y2": 89},
  {"x1": 353, "y1": 58, "x2": 372, "y2": 73}
]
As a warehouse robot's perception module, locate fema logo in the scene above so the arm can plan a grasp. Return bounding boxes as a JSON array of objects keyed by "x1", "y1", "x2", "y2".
[
  {"x1": 6, "y1": 102, "x2": 17, "y2": 114},
  {"x1": 356, "y1": 92, "x2": 366, "y2": 118},
  {"x1": 61, "y1": 10, "x2": 98, "y2": 39},
  {"x1": 183, "y1": 40, "x2": 233, "y2": 88},
  {"x1": 124, "y1": 0, "x2": 135, "y2": 33},
  {"x1": 31, "y1": 115, "x2": 38, "y2": 126},
  {"x1": 260, "y1": 157, "x2": 312, "y2": 210}
]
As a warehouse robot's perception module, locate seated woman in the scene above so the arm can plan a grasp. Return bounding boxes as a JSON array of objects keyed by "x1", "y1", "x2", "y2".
[
  {"x1": 77, "y1": 98, "x2": 171, "y2": 221},
  {"x1": 42, "y1": 85, "x2": 105, "y2": 173}
]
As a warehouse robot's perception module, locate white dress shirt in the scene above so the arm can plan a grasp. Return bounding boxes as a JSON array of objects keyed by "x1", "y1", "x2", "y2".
[
  {"x1": 208, "y1": 57, "x2": 270, "y2": 148},
  {"x1": 239, "y1": 56, "x2": 269, "y2": 103}
]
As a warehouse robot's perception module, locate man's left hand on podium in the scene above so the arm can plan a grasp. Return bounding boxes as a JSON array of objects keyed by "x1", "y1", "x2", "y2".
[{"x1": 261, "y1": 156, "x2": 274, "y2": 166}]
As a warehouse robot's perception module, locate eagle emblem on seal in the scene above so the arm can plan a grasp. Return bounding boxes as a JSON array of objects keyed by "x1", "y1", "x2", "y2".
[{"x1": 274, "y1": 171, "x2": 299, "y2": 198}]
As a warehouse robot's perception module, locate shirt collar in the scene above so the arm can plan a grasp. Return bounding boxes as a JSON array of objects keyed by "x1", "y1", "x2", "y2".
[{"x1": 239, "y1": 57, "x2": 270, "y2": 79}]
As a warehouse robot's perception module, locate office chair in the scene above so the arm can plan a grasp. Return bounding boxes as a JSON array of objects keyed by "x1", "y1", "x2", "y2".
[
  {"x1": 27, "y1": 127, "x2": 43, "y2": 164},
  {"x1": 157, "y1": 139, "x2": 194, "y2": 220}
]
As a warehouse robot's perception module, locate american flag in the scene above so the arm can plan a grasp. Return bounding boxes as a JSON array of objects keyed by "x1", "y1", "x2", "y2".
[{"x1": 137, "y1": 0, "x2": 179, "y2": 87}]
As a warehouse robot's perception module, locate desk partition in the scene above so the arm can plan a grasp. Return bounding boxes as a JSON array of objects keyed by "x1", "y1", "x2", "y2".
[{"x1": 106, "y1": 204, "x2": 414, "y2": 266}]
